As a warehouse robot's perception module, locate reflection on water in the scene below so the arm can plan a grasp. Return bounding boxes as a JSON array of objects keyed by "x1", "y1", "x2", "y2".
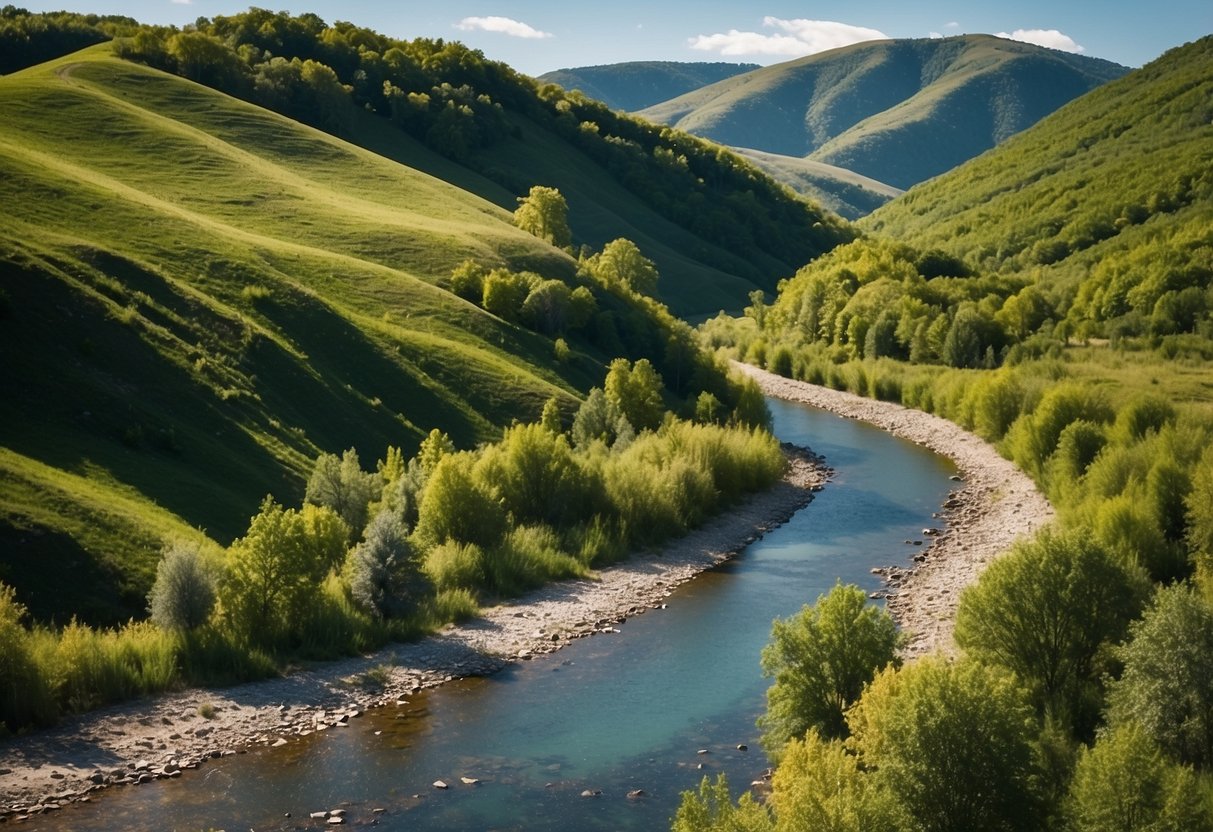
[{"x1": 34, "y1": 398, "x2": 955, "y2": 831}]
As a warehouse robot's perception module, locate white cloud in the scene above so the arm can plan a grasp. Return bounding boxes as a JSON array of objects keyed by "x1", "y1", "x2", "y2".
[
  {"x1": 170, "y1": 0, "x2": 192, "y2": 5},
  {"x1": 929, "y1": 31, "x2": 943, "y2": 39},
  {"x1": 995, "y1": 28, "x2": 1085, "y2": 53},
  {"x1": 454, "y1": 16, "x2": 552, "y2": 39},
  {"x1": 689, "y1": 16, "x2": 887, "y2": 59},
  {"x1": 945, "y1": 21, "x2": 960, "y2": 29}
]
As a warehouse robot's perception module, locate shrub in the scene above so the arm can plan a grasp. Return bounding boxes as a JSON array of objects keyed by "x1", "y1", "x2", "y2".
[
  {"x1": 147, "y1": 540, "x2": 218, "y2": 633},
  {"x1": 424, "y1": 540, "x2": 485, "y2": 593},
  {"x1": 413, "y1": 452, "x2": 506, "y2": 551},
  {"x1": 0, "y1": 584, "x2": 53, "y2": 732},
  {"x1": 346, "y1": 511, "x2": 429, "y2": 619}
]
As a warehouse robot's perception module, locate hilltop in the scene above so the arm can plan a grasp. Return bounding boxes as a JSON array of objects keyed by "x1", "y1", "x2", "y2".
[
  {"x1": 537, "y1": 61, "x2": 759, "y2": 112},
  {"x1": 639, "y1": 35, "x2": 1128, "y2": 191}
]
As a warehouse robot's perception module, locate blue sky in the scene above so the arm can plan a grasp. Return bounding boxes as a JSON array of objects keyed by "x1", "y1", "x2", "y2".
[{"x1": 26, "y1": 0, "x2": 1212, "y2": 74}]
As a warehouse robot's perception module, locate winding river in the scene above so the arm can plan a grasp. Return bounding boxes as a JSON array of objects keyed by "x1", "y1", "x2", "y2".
[{"x1": 35, "y1": 397, "x2": 956, "y2": 831}]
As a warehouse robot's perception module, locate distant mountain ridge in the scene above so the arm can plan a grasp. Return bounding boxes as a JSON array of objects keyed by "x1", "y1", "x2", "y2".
[
  {"x1": 537, "y1": 61, "x2": 759, "y2": 112},
  {"x1": 638, "y1": 35, "x2": 1129, "y2": 190}
]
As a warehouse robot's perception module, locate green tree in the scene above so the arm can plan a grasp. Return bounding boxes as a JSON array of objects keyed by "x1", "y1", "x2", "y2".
[
  {"x1": 540, "y1": 396, "x2": 563, "y2": 433},
  {"x1": 954, "y1": 529, "x2": 1145, "y2": 727},
  {"x1": 221, "y1": 497, "x2": 332, "y2": 645},
  {"x1": 521, "y1": 278, "x2": 573, "y2": 334},
  {"x1": 604, "y1": 357, "x2": 665, "y2": 432},
  {"x1": 481, "y1": 269, "x2": 532, "y2": 322},
  {"x1": 475, "y1": 423, "x2": 592, "y2": 527},
  {"x1": 759, "y1": 583, "x2": 900, "y2": 754},
  {"x1": 847, "y1": 658, "x2": 1042, "y2": 832},
  {"x1": 769, "y1": 730, "x2": 892, "y2": 832},
  {"x1": 413, "y1": 452, "x2": 506, "y2": 550},
  {"x1": 1108, "y1": 583, "x2": 1213, "y2": 767},
  {"x1": 513, "y1": 185, "x2": 571, "y2": 248},
  {"x1": 448, "y1": 258, "x2": 486, "y2": 301},
  {"x1": 587, "y1": 238, "x2": 660, "y2": 297},
  {"x1": 570, "y1": 387, "x2": 626, "y2": 449},
  {"x1": 346, "y1": 510, "x2": 429, "y2": 619},
  {"x1": 672, "y1": 775, "x2": 774, "y2": 832},
  {"x1": 1066, "y1": 722, "x2": 1212, "y2": 832},
  {"x1": 305, "y1": 448, "x2": 380, "y2": 540},
  {"x1": 147, "y1": 540, "x2": 217, "y2": 633}
]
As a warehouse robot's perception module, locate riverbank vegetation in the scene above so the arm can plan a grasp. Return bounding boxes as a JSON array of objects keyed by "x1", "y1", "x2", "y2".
[
  {"x1": 676, "y1": 35, "x2": 1213, "y2": 832},
  {"x1": 0, "y1": 359, "x2": 781, "y2": 735}
]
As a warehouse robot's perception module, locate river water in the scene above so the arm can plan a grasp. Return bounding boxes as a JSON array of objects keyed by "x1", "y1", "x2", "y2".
[{"x1": 36, "y1": 397, "x2": 955, "y2": 831}]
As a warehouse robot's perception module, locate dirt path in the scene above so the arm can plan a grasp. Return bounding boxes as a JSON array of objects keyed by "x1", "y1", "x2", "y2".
[
  {"x1": 0, "y1": 449, "x2": 827, "y2": 820},
  {"x1": 735, "y1": 363, "x2": 1055, "y2": 657}
]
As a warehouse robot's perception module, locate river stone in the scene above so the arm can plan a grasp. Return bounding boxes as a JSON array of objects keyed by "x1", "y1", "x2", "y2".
[
  {"x1": 310, "y1": 811, "x2": 328, "y2": 819},
  {"x1": 627, "y1": 789, "x2": 645, "y2": 799},
  {"x1": 460, "y1": 777, "x2": 479, "y2": 785},
  {"x1": 272, "y1": 738, "x2": 288, "y2": 747},
  {"x1": 433, "y1": 780, "x2": 449, "y2": 790}
]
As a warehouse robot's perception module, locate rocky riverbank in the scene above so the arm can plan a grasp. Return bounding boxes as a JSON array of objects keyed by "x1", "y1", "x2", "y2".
[
  {"x1": 735, "y1": 362, "x2": 1055, "y2": 657},
  {"x1": 0, "y1": 447, "x2": 827, "y2": 821}
]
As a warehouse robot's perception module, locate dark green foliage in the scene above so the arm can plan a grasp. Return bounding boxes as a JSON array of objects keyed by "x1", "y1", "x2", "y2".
[
  {"x1": 147, "y1": 540, "x2": 217, "y2": 632},
  {"x1": 1108, "y1": 583, "x2": 1213, "y2": 768},
  {"x1": 0, "y1": 7, "x2": 136, "y2": 74},
  {"x1": 758, "y1": 583, "x2": 900, "y2": 754},
  {"x1": 954, "y1": 530, "x2": 1146, "y2": 729}
]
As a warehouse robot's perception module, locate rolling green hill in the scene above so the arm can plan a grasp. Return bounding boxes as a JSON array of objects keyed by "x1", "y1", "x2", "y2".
[
  {"x1": 0, "y1": 9, "x2": 857, "y2": 626},
  {"x1": 537, "y1": 61, "x2": 759, "y2": 112},
  {"x1": 0, "y1": 46, "x2": 629, "y2": 625},
  {"x1": 731, "y1": 147, "x2": 903, "y2": 220},
  {"x1": 863, "y1": 35, "x2": 1213, "y2": 339},
  {"x1": 639, "y1": 35, "x2": 1128, "y2": 191}
]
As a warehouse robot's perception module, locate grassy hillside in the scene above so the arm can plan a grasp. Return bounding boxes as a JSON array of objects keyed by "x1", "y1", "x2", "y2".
[
  {"x1": 864, "y1": 35, "x2": 1213, "y2": 340},
  {"x1": 537, "y1": 61, "x2": 759, "y2": 112},
  {"x1": 731, "y1": 147, "x2": 902, "y2": 220},
  {"x1": 0, "y1": 46, "x2": 615, "y2": 625},
  {"x1": 639, "y1": 35, "x2": 1127, "y2": 190}
]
